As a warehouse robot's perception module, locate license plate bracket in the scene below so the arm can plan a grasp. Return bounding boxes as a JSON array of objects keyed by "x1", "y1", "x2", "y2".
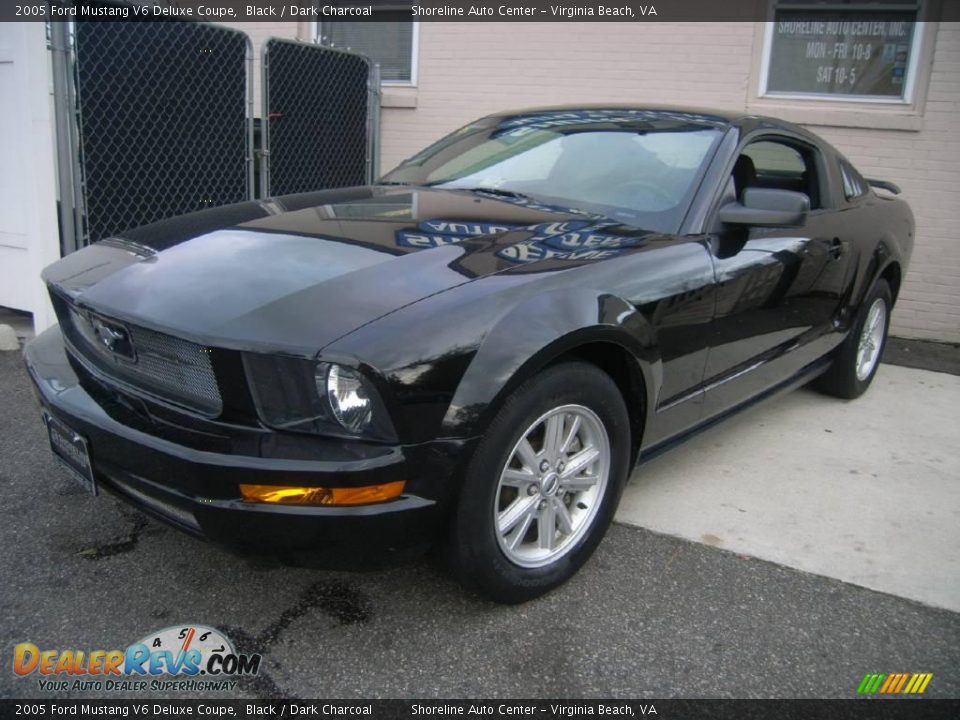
[{"x1": 44, "y1": 412, "x2": 97, "y2": 495}]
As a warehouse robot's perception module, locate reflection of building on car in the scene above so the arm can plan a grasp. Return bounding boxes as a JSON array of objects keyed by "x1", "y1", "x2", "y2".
[{"x1": 25, "y1": 106, "x2": 913, "y2": 603}]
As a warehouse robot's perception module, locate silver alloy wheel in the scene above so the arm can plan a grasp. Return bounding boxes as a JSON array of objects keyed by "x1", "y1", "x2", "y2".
[
  {"x1": 493, "y1": 404, "x2": 611, "y2": 568},
  {"x1": 856, "y1": 297, "x2": 887, "y2": 381}
]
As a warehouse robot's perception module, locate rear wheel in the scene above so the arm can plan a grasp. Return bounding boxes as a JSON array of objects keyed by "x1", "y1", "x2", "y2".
[
  {"x1": 449, "y1": 362, "x2": 631, "y2": 604},
  {"x1": 816, "y1": 279, "x2": 892, "y2": 399}
]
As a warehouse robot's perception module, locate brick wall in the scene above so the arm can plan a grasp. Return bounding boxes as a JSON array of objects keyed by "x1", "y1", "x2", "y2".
[{"x1": 378, "y1": 21, "x2": 960, "y2": 343}]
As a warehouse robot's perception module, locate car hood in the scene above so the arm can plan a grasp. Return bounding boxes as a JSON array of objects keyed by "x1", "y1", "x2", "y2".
[{"x1": 42, "y1": 186, "x2": 655, "y2": 355}]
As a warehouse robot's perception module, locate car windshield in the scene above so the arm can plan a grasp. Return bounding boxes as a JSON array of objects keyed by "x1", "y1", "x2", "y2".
[{"x1": 381, "y1": 110, "x2": 725, "y2": 231}]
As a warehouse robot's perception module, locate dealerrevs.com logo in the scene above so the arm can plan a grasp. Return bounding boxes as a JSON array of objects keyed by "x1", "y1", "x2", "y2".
[{"x1": 13, "y1": 625, "x2": 261, "y2": 693}]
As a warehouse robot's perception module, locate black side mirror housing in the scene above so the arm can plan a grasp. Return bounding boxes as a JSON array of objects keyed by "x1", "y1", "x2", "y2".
[{"x1": 719, "y1": 188, "x2": 810, "y2": 227}]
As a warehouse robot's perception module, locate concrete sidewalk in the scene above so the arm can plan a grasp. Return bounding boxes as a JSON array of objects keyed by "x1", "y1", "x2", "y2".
[{"x1": 617, "y1": 364, "x2": 960, "y2": 612}]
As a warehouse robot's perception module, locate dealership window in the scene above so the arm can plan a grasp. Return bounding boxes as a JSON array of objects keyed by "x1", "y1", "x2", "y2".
[
  {"x1": 760, "y1": 0, "x2": 924, "y2": 103},
  {"x1": 318, "y1": 12, "x2": 417, "y2": 85}
]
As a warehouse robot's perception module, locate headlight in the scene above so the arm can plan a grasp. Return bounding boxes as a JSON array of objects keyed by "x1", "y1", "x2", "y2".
[
  {"x1": 318, "y1": 363, "x2": 375, "y2": 435},
  {"x1": 244, "y1": 354, "x2": 396, "y2": 442}
]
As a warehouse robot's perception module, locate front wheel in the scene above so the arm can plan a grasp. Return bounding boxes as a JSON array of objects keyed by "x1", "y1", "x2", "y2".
[
  {"x1": 449, "y1": 361, "x2": 631, "y2": 604},
  {"x1": 815, "y1": 279, "x2": 892, "y2": 399}
]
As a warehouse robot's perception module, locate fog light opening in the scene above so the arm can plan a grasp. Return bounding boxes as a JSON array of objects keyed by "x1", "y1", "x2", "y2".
[{"x1": 239, "y1": 481, "x2": 405, "y2": 506}]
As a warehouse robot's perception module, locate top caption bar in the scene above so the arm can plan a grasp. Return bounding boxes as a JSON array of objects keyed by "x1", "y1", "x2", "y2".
[{"x1": 10, "y1": 1, "x2": 960, "y2": 24}]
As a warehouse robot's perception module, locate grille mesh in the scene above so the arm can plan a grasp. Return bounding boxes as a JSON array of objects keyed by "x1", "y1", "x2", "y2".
[{"x1": 63, "y1": 305, "x2": 222, "y2": 416}]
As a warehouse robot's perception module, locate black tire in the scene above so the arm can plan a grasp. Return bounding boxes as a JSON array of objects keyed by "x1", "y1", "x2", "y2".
[
  {"x1": 448, "y1": 361, "x2": 632, "y2": 604},
  {"x1": 815, "y1": 279, "x2": 892, "y2": 399}
]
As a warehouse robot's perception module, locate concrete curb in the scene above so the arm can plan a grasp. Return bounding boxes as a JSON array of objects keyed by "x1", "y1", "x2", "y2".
[{"x1": 0, "y1": 324, "x2": 20, "y2": 351}]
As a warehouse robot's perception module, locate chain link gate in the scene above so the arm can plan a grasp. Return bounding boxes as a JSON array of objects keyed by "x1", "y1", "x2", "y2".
[
  {"x1": 261, "y1": 39, "x2": 379, "y2": 197},
  {"x1": 50, "y1": 23, "x2": 380, "y2": 251},
  {"x1": 69, "y1": 19, "x2": 253, "y2": 246}
]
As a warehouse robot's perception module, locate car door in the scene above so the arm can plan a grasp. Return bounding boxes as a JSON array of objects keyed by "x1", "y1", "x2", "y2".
[
  {"x1": 617, "y1": 235, "x2": 718, "y2": 450},
  {"x1": 700, "y1": 134, "x2": 853, "y2": 420}
]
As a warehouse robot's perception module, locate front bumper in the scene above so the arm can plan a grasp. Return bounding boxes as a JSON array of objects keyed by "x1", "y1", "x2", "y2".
[{"x1": 24, "y1": 326, "x2": 474, "y2": 566}]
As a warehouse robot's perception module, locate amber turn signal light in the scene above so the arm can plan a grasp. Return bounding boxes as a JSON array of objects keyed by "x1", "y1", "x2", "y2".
[{"x1": 239, "y1": 480, "x2": 405, "y2": 506}]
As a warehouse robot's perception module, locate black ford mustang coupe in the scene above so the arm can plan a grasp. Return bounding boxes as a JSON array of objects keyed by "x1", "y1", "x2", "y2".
[{"x1": 25, "y1": 107, "x2": 913, "y2": 602}]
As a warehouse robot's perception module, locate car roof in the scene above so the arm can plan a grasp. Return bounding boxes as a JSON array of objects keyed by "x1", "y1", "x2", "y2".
[
  {"x1": 484, "y1": 104, "x2": 820, "y2": 141},
  {"x1": 487, "y1": 103, "x2": 742, "y2": 122}
]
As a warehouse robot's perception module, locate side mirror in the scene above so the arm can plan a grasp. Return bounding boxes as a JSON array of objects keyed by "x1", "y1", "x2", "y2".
[{"x1": 718, "y1": 188, "x2": 810, "y2": 227}]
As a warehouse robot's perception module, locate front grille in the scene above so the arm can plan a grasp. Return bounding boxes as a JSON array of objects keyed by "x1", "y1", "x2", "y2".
[
  {"x1": 104, "y1": 473, "x2": 201, "y2": 534},
  {"x1": 59, "y1": 300, "x2": 222, "y2": 416}
]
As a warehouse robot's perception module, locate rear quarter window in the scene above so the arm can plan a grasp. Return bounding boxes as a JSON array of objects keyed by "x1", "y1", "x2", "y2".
[{"x1": 839, "y1": 160, "x2": 868, "y2": 201}]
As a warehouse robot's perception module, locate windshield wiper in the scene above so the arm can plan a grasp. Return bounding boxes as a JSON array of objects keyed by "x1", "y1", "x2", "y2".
[
  {"x1": 450, "y1": 186, "x2": 531, "y2": 201},
  {"x1": 449, "y1": 185, "x2": 605, "y2": 219}
]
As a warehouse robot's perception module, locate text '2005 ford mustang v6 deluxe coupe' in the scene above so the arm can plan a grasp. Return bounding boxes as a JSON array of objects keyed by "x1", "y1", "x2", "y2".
[{"x1": 25, "y1": 107, "x2": 913, "y2": 602}]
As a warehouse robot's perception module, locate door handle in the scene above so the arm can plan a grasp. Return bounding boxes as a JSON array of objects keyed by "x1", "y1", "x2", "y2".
[{"x1": 828, "y1": 237, "x2": 846, "y2": 260}]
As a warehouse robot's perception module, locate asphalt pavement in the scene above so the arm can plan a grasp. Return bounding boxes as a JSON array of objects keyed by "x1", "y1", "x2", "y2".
[{"x1": 1, "y1": 350, "x2": 958, "y2": 700}]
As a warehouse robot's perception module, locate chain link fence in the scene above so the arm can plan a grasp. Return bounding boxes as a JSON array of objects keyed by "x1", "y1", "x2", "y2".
[
  {"x1": 261, "y1": 39, "x2": 377, "y2": 197},
  {"x1": 51, "y1": 22, "x2": 379, "y2": 250},
  {"x1": 71, "y1": 20, "x2": 253, "y2": 245}
]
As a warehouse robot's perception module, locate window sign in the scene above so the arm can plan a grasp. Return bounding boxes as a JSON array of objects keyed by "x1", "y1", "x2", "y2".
[{"x1": 764, "y1": 2, "x2": 920, "y2": 101}]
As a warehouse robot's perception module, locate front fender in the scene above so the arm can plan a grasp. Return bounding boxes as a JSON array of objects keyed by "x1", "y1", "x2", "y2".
[{"x1": 441, "y1": 287, "x2": 660, "y2": 438}]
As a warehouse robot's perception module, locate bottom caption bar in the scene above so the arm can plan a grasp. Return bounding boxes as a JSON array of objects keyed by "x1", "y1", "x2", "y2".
[{"x1": 2, "y1": 700, "x2": 959, "y2": 720}]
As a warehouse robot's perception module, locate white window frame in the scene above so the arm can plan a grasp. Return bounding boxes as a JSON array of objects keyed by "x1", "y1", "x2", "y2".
[
  {"x1": 757, "y1": 2, "x2": 925, "y2": 105},
  {"x1": 314, "y1": 20, "x2": 419, "y2": 87}
]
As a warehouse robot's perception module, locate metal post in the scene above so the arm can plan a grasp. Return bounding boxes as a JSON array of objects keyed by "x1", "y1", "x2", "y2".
[
  {"x1": 367, "y1": 62, "x2": 382, "y2": 183},
  {"x1": 259, "y1": 41, "x2": 271, "y2": 199},
  {"x1": 49, "y1": 21, "x2": 82, "y2": 255},
  {"x1": 244, "y1": 36, "x2": 255, "y2": 200}
]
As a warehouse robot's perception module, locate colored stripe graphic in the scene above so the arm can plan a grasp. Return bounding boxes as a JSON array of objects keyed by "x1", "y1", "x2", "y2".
[
  {"x1": 857, "y1": 672, "x2": 933, "y2": 694},
  {"x1": 857, "y1": 673, "x2": 885, "y2": 694},
  {"x1": 904, "y1": 674, "x2": 920, "y2": 694},
  {"x1": 880, "y1": 673, "x2": 904, "y2": 693},
  {"x1": 905, "y1": 673, "x2": 934, "y2": 694}
]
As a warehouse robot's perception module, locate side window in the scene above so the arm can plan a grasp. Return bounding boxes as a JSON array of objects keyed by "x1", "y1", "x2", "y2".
[
  {"x1": 740, "y1": 139, "x2": 823, "y2": 209},
  {"x1": 839, "y1": 160, "x2": 867, "y2": 201},
  {"x1": 743, "y1": 141, "x2": 805, "y2": 181}
]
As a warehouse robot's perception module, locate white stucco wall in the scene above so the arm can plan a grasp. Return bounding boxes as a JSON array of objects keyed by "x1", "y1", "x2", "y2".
[{"x1": 0, "y1": 23, "x2": 61, "y2": 332}]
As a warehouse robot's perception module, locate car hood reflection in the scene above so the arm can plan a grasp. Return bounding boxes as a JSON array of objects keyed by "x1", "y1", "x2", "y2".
[{"x1": 42, "y1": 186, "x2": 661, "y2": 355}]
